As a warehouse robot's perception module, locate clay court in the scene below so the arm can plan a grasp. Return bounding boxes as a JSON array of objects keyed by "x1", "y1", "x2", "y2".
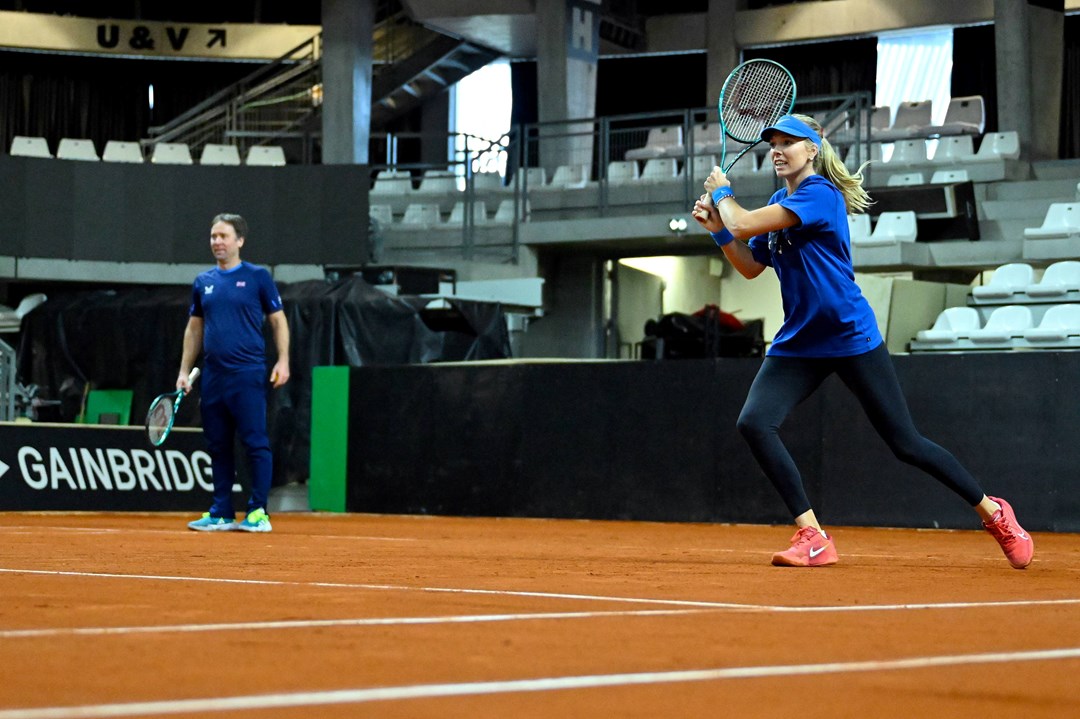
[{"x1": 1, "y1": 512, "x2": 1078, "y2": 718}]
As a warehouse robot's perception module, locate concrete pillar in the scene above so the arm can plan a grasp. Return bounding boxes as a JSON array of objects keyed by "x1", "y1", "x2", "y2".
[
  {"x1": 994, "y1": 0, "x2": 1064, "y2": 162},
  {"x1": 420, "y1": 91, "x2": 452, "y2": 168},
  {"x1": 321, "y1": 0, "x2": 373, "y2": 165},
  {"x1": 535, "y1": 0, "x2": 600, "y2": 175},
  {"x1": 706, "y1": 0, "x2": 740, "y2": 112}
]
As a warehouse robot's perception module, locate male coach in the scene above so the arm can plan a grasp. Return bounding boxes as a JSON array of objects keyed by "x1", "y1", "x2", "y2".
[{"x1": 179, "y1": 213, "x2": 290, "y2": 533}]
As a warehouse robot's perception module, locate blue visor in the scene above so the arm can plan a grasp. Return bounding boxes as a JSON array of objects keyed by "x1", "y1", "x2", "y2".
[{"x1": 761, "y1": 115, "x2": 822, "y2": 147}]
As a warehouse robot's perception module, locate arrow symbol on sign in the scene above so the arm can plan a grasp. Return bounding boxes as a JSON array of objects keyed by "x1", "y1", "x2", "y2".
[{"x1": 0, "y1": 459, "x2": 8, "y2": 481}]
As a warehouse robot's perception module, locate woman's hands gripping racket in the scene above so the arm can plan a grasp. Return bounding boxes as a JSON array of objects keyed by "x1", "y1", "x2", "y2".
[
  {"x1": 145, "y1": 367, "x2": 200, "y2": 447},
  {"x1": 694, "y1": 59, "x2": 796, "y2": 221}
]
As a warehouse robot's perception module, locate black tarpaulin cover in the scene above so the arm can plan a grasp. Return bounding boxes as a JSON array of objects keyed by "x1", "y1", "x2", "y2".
[{"x1": 18, "y1": 276, "x2": 512, "y2": 486}]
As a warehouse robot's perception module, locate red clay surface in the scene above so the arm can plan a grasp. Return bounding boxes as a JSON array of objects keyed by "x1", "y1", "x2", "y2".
[{"x1": 1, "y1": 512, "x2": 1078, "y2": 718}]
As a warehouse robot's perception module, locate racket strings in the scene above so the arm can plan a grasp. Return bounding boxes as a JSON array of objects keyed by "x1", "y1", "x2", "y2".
[
  {"x1": 146, "y1": 398, "x2": 175, "y2": 445},
  {"x1": 722, "y1": 65, "x2": 795, "y2": 143}
]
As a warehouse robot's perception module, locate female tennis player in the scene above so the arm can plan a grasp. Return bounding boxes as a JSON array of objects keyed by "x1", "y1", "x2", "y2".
[{"x1": 692, "y1": 113, "x2": 1033, "y2": 569}]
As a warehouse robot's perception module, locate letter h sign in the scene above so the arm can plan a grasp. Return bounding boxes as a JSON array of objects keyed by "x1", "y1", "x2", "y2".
[{"x1": 567, "y1": 0, "x2": 601, "y2": 62}]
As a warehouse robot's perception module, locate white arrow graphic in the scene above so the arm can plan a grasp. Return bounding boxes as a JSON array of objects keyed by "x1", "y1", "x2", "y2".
[{"x1": 0, "y1": 458, "x2": 8, "y2": 481}]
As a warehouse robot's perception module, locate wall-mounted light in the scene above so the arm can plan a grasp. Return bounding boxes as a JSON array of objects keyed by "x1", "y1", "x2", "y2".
[{"x1": 668, "y1": 217, "x2": 688, "y2": 233}]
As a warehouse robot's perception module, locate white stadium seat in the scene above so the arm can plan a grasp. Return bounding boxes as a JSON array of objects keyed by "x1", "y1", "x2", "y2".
[
  {"x1": 199, "y1": 143, "x2": 241, "y2": 166},
  {"x1": 151, "y1": 142, "x2": 193, "y2": 165},
  {"x1": 10, "y1": 136, "x2": 52, "y2": 158},
  {"x1": 102, "y1": 141, "x2": 144, "y2": 163},
  {"x1": 56, "y1": 138, "x2": 99, "y2": 161},
  {"x1": 245, "y1": 145, "x2": 286, "y2": 166},
  {"x1": 972, "y1": 263, "x2": 1034, "y2": 302},
  {"x1": 1025, "y1": 261, "x2": 1080, "y2": 299},
  {"x1": 968, "y1": 305, "x2": 1033, "y2": 344},
  {"x1": 915, "y1": 307, "x2": 981, "y2": 343}
]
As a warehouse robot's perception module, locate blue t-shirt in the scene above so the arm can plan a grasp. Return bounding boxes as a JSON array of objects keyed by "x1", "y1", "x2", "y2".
[
  {"x1": 746, "y1": 175, "x2": 882, "y2": 357},
  {"x1": 189, "y1": 261, "x2": 284, "y2": 372}
]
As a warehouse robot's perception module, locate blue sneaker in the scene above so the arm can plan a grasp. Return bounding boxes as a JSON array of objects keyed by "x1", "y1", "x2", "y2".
[
  {"x1": 238, "y1": 508, "x2": 272, "y2": 533},
  {"x1": 187, "y1": 513, "x2": 236, "y2": 532}
]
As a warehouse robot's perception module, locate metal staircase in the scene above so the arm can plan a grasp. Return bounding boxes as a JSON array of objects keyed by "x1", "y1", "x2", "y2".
[{"x1": 144, "y1": 9, "x2": 500, "y2": 163}]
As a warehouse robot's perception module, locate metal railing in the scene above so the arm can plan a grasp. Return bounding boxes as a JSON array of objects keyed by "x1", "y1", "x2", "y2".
[
  {"x1": 143, "y1": 7, "x2": 436, "y2": 160},
  {"x1": 143, "y1": 35, "x2": 323, "y2": 159},
  {"x1": 369, "y1": 92, "x2": 875, "y2": 264},
  {"x1": 0, "y1": 337, "x2": 15, "y2": 421}
]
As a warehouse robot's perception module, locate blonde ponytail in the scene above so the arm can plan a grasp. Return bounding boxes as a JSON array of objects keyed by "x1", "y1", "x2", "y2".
[{"x1": 792, "y1": 113, "x2": 872, "y2": 215}]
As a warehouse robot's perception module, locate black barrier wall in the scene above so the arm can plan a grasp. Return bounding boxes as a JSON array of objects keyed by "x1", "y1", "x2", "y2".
[
  {"x1": 0, "y1": 156, "x2": 368, "y2": 265},
  {"x1": 344, "y1": 352, "x2": 1080, "y2": 532}
]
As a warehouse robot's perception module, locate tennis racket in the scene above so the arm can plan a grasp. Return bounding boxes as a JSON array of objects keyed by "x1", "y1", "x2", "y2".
[
  {"x1": 694, "y1": 59, "x2": 797, "y2": 220},
  {"x1": 145, "y1": 367, "x2": 200, "y2": 447}
]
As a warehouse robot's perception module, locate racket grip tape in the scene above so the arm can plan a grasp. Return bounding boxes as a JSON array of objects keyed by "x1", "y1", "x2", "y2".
[{"x1": 187, "y1": 367, "x2": 200, "y2": 384}]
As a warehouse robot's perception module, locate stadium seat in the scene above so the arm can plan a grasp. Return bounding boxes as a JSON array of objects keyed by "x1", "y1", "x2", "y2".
[
  {"x1": 606, "y1": 160, "x2": 640, "y2": 185},
  {"x1": 1023, "y1": 203, "x2": 1080, "y2": 240},
  {"x1": 972, "y1": 263, "x2": 1034, "y2": 301},
  {"x1": 886, "y1": 139, "x2": 928, "y2": 167},
  {"x1": 639, "y1": 158, "x2": 679, "y2": 183},
  {"x1": 930, "y1": 169, "x2": 970, "y2": 184},
  {"x1": 371, "y1": 169, "x2": 413, "y2": 195},
  {"x1": 861, "y1": 211, "x2": 917, "y2": 246},
  {"x1": 102, "y1": 141, "x2": 144, "y2": 163},
  {"x1": 886, "y1": 172, "x2": 925, "y2": 187},
  {"x1": 625, "y1": 125, "x2": 684, "y2": 160},
  {"x1": 472, "y1": 172, "x2": 507, "y2": 194},
  {"x1": 492, "y1": 198, "x2": 529, "y2": 224},
  {"x1": 919, "y1": 95, "x2": 985, "y2": 137},
  {"x1": 877, "y1": 100, "x2": 933, "y2": 142},
  {"x1": 847, "y1": 214, "x2": 872, "y2": 244},
  {"x1": 915, "y1": 306, "x2": 981, "y2": 343},
  {"x1": 548, "y1": 164, "x2": 592, "y2": 189},
  {"x1": 199, "y1": 143, "x2": 241, "y2": 166},
  {"x1": 10, "y1": 136, "x2": 51, "y2": 158},
  {"x1": 968, "y1": 305, "x2": 1033, "y2": 344},
  {"x1": 150, "y1": 142, "x2": 193, "y2": 165},
  {"x1": 842, "y1": 141, "x2": 882, "y2": 169},
  {"x1": 15, "y1": 293, "x2": 47, "y2": 321},
  {"x1": 1022, "y1": 304, "x2": 1080, "y2": 344},
  {"x1": 369, "y1": 204, "x2": 394, "y2": 228},
  {"x1": 931, "y1": 135, "x2": 975, "y2": 165},
  {"x1": 692, "y1": 122, "x2": 723, "y2": 155},
  {"x1": 56, "y1": 138, "x2": 99, "y2": 161},
  {"x1": 515, "y1": 166, "x2": 547, "y2": 191},
  {"x1": 416, "y1": 169, "x2": 459, "y2": 195},
  {"x1": 682, "y1": 154, "x2": 717, "y2": 183},
  {"x1": 446, "y1": 201, "x2": 488, "y2": 226},
  {"x1": 972, "y1": 131, "x2": 1020, "y2": 162},
  {"x1": 245, "y1": 145, "x2": 286, "y2": 166},
  {"x1": 1025, "y1": 260, "x2": 1080, "y2": 298},
  {"x1": 401, "y1": 203, "x2": 441, "y2": 229}
]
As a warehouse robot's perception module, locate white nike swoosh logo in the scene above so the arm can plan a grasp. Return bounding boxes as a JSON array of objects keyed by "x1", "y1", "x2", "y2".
[
  {"x1": 1017, "y1": 531, "x2": 1029, "y2": 540},
  {"x1": 809, "y1": 546, "x2": 827, "y2": 558}
]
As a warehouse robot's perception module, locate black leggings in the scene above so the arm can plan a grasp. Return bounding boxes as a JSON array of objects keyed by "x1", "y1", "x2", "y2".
[{"x1": 736, "y1": 342, "x2": 985, "y2": 517}]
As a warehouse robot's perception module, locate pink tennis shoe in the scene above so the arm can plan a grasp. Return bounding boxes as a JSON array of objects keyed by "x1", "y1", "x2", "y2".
[
  {"x1": 983, "y1": 496, "x2": 1034, "y2": 569},
  {"x1": 771, "y1": 526, "x2": 838, "y2": 567}
]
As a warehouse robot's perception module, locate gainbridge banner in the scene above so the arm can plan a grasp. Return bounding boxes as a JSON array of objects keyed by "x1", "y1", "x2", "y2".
[{"x1": 0, "y1": 423, "x2": 240, "y2": 511}]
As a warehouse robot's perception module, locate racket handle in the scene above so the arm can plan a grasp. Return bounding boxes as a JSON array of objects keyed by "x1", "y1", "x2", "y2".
[
  {"x1": 693, "y1": 209, "x2": 709, "y2": 221},
  {"x1": 187, "y1": 367, "x2": 200, "y2": 384}
]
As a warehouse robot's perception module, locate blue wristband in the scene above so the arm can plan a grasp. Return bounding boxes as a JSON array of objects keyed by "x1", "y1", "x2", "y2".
[
  {"x1": 710, "y1": 229, "x2": 734, "y2": 247},
  {"x1": 711, "y1": 186, "x2": 735, "y2": 205}
]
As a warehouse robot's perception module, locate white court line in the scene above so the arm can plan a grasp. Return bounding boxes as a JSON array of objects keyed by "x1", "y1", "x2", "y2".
[
  {"x1": 3, "y1": 567, "x2": 1079, "y2": 614},
  {"x1": 0, "y1": 608, "x2": 713, "y2": 639},
  {"x1": 0, "y1": 568, "x2": 747, "y2": 609},
  {"x1": 1, "y1": 646, "x2": 1079, "y2": 718},
  {"x1": 0, "y1": 526, "x2": 417, "y2": 541}
]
